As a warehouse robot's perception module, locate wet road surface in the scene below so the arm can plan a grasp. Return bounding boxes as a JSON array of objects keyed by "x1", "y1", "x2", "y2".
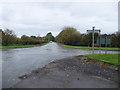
[{"x1": 1, "y1": 42, "x2": 119, "y2": 88}]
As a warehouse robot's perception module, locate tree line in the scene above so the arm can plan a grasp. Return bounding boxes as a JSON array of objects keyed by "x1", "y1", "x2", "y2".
[
  {"x1": 0, "y1": 29, "x2": 55, "y2": 46},
  {"x1": 0, "y1": 27, "x2": 119, "y2": 48},
  {"x1": 56, "y1": 27, "x2": 120, "y2": 48}
]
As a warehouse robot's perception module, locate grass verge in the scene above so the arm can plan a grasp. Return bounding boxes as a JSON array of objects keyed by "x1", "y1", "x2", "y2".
[
  {"x1": 76, "y1": 54, "x2": 119, "y2": 70},
  {"x1": 63, "y1": 44, "x2": 119, "y2": 51},
  {"x1": 0, "y1": 42, "x2": 48, "y2": 49}
]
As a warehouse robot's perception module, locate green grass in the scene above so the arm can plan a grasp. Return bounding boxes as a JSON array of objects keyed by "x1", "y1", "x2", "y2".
[
  {"x1": 0, "y1": 45, "x2": 38, "y2": 49},
  {"x1": 0, "y1": 43, "x2": 48, "y2": 49},
  {"x1": 63, "y1": 44, "x2": 119, "y2": 50},
  {"x1": 84, "y1": 54, "x2": 119, "y2": 66}
]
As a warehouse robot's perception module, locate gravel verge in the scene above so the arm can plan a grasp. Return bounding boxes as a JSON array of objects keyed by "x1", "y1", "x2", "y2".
[{"x1": 12, "y1": 56, "x2": 119, "y2": 88}]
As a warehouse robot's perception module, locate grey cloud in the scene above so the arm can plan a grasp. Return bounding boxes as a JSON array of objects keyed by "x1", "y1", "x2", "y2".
[
  {"x1": 1, "y1": 2, "x2": 118, "y2": 37},
  {"x1": 118, "y1": 1, "x2": 120, "y2": 32}
]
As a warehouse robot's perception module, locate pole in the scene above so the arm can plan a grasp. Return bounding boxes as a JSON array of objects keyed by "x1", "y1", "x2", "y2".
[
  {"x1": 99, "y1": 31, "x2": 101, "y2": 54},
  {"x1": 105, "y1": 36, "x2": 107, "y2": 54},
  {"x1": 92, "y1": 27, "x2": 95, "y2": 55},
  {"x1": 87, "y1": 27, "x2": 101, "y2": 55}
]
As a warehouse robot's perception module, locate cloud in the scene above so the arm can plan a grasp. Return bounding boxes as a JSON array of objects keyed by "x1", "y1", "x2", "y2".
[{"x1": 1, "y1": 2, "x2": 118, "y2": 37}]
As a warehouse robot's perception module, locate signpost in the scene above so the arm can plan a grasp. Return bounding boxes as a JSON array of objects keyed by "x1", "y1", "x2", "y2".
[
  {"x1": 87, "y1": 27, "x2": 112, "y2": 55},
  {"x1": 97, "y1": 37, "x2": 112, "y2": 54},
  {"x1": 87, "y1": 27, "x2": 101, "y2": 55},
  {"x1": 97, "y1": 37, "x2": 111, "y2": 45}
]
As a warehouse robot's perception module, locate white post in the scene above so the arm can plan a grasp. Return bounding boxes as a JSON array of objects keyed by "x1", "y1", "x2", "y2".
[
  {"x1": 99, "y1": 31, "x2": 101, "y2": 54},
  {"x1": 105, "y1": 36, "x2": 107, "y2": 54},
  {"x1": 92, "y1": 27, "x2": 95, "y2": 55}
]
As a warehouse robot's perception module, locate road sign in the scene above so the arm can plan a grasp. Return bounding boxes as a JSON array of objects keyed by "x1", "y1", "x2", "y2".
[
  {"x1": 87, "y1": 30, "x2": 101, "y2": 33},
  {"x1": 86, "y1": 27, "x2": 101, "y2": 55},
  {"x1": 97, "y1": 37, "x2": 112, "y2": 44}
]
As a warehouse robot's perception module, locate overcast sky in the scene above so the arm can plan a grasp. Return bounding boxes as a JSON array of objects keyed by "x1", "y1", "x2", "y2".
[{"x1": 0, "y1": 1, "x2": 119, "y2": 37}]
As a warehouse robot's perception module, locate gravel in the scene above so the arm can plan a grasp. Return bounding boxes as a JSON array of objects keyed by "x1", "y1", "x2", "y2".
[{"x1": 12, "y1": 56, "x2": 119, "y2": 88}]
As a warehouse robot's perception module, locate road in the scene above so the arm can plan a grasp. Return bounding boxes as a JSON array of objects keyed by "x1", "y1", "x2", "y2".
[{"x1": 1, "y1": 42, "x2": 119, "y2": 88}]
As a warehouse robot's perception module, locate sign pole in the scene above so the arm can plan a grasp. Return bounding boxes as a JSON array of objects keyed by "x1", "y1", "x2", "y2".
[
  {"x1": 105, "y1": 36, "x2": 107, "y2": 54},
  {"x1": 87, "y1": 27, "x2": 101, "y2": 55},
  {"x1": 99, "y1": 31, "x2": 101, "y2": 54},
  {"x1": 92, "y1": 27, "x2": 95, "y2": 55}
]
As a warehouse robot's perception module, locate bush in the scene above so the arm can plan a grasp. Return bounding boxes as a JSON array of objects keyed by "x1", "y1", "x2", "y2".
[
  {"x1": 56, "y1": 27, "x2": 82, "y2": 46},
  {"x1": 2, "y1": 29, "x2": 17, "y2": 46}
]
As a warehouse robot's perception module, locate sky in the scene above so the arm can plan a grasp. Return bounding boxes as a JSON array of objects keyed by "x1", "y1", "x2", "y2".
[{"x1": 0, "y1": 0, "x2": 119, "y2": 37}]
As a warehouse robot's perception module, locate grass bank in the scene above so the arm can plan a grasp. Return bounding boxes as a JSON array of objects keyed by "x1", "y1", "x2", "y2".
[
  {"x1": 0, "y1": 42, "x2": 48, "y2": 49},
  {"x1": 76, "y1": 54, "x2": 119, "y2": 69},
  {"x1": 84, "y1": 54, "x2": 119, "y2": 66},
  {"x1": 63, "y1": 44, "x2": 119, "y2": 51}
]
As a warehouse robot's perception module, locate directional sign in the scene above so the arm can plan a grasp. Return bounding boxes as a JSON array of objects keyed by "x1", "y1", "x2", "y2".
[
  {"x1": 87, "y1": 30, "x2": 101, "y2": 33},
  {"x1": 97, "y1": 37, "x2": 112, "y2": 44},
  {"x1": 106, "y1": 38, "x2": 112, "y2": 44},
  {"x1": 86, "y1": 27, "x2": 101, "y2": 55}
]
